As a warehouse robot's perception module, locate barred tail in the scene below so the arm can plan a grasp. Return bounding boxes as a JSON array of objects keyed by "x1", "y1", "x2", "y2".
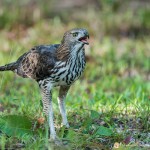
[{"x1": 0, "y1": 62, "x2": 17, "y2": 71}]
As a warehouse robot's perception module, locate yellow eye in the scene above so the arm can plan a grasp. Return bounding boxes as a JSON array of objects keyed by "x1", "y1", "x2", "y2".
[{"x1": 72, "y1": 33, "x2": 78, "y2": 37}]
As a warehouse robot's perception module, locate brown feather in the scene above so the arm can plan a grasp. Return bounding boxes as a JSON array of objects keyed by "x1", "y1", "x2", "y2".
[{"x1": 56, "y1": 43, "x2": 70, "y2": 61}]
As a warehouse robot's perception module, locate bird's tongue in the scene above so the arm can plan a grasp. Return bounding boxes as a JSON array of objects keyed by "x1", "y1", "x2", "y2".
[
  {"x1": 79, "y1": 37, "x2": 89, "y2": 44},
  {"x1": 81, "y1": 38, "x2": 87, "y2": 42}
]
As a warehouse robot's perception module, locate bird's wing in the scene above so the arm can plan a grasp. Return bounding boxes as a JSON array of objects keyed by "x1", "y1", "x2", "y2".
[{"x1": 17, "y1": 44, "x2": 60, "y2": 80}]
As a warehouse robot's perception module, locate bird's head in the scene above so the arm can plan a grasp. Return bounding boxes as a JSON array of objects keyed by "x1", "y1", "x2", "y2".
[
  {"x1": 57, "y1": 28, "x2": 89, "y2": 60},
  {"x1": 61, "y1": 28, "x2": 89, "y2": 47}
]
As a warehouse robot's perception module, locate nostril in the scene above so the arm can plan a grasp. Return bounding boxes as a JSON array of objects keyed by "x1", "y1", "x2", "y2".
[
  {"x1": 85, "y1": 33, "x2": 89, "y2": 38},
  {"x1": 83, "y1": 31, "x2": 89, "y2": 38}
]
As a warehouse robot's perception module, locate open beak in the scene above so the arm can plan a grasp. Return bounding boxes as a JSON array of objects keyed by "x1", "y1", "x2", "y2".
[{"x1": 78, "y1": 35, "x2": 89, "y2": 45}]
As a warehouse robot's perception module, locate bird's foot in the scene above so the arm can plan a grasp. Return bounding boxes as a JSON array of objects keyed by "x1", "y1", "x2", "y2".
[
  {"x1": 65, "y1": 123, "x2": 70, "y2": 128},
  {"x1": 61, "y1": 122, "x2": 70, "y2": 128},
  {"x1": 49, "y1": 135, "x2": 63, "y2": 145}
]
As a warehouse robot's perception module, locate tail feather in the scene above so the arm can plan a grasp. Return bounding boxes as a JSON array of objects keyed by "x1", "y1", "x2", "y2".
[{"x1": 0, "y1": 62, "x2": 17, "y2": 71}]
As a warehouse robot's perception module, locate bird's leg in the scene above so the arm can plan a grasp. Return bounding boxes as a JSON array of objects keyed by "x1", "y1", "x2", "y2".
[
  {"x1": 58, "y1": 86, "x2": 70, "y2": 128},
  {"x1": 40, "y1": 85, "x2": 56, "y2": 140}
]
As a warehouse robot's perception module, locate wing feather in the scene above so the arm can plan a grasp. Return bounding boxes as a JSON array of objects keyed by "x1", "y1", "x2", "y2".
[{"x1": 16, "y1": 44, "x2": 59, "y2": 80}]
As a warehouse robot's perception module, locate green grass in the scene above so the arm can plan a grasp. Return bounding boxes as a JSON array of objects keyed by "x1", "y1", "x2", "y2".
[{"x1": 0, "y1": 2, "x2": 150, "y2": 149}]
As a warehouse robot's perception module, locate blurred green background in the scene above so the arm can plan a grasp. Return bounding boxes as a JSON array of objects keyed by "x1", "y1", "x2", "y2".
[{"x1": 0, "y1": 0, "x2": 150, "y2": 149}]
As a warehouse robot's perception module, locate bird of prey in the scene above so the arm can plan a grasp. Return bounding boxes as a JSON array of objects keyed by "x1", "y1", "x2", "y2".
[{"x1": 0, "y1": 28, "x2": 89, "y2": 141}]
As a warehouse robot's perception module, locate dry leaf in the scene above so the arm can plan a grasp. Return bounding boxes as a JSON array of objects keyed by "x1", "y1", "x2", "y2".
[
  {"x1": 123, "y1": 136, "x2": 132, "y2": 145},
  {"x1": 113, "y1": 142, "x2": 120, "y2": 149},
  {"x1": 37, "y1": 117, "x2": 45, "y2": 124}
]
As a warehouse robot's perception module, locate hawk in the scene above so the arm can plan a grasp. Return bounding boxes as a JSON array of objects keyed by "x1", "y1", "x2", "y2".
[{"x1": 0, "y1": 28, "x2": 89, "y2": 141}]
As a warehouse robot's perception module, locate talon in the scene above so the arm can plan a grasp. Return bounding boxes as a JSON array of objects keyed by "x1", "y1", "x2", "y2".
[
  {"x1": 61, "y1": 123, "x2": 70, "y2": 128},
  {"x1": 65, "y1": 123, "x2": 70, "y2": 128},
  {"x1": 49, "y1": 136, "x2": 63, "y2": 145},
  {"x1": 50, "y1": 134, "x2": 57, "y2": 140}
]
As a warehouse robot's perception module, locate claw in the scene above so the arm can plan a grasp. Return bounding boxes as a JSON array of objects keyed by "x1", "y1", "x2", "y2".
[{"x1": 49, "y1": 136, "x2": 63, "y2": 146}]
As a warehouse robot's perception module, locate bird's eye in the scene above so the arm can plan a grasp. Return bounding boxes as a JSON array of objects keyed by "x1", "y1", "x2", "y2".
[{"x1": 72, "y1": 33, "x2": 78, "y2": 37}]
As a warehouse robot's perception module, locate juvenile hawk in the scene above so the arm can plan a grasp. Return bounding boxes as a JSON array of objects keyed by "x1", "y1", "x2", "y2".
[{"x1": 0, "y1": 28, "x2": 89, "y2": 140}]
